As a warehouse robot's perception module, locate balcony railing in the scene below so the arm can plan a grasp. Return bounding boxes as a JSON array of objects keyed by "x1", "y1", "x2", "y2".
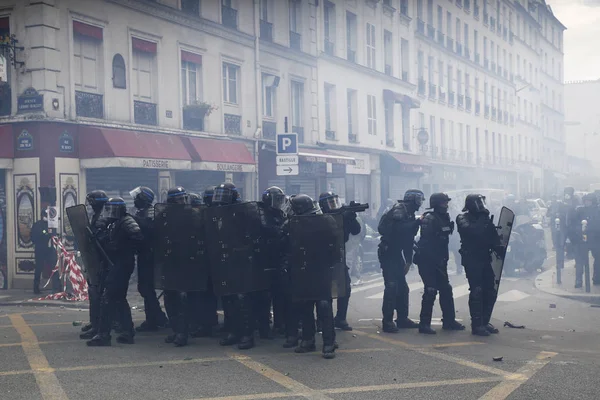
[
  {"x1": 0, "y1": 83, "x2": 10, "y2": 116},
  {"x1": 349, "y1": 133, "x2": 358, "y2": 143},
  {"x1": 448, "y1": 91, "x2": 455, "y2": 106},
  {"x1": 429, "y1": 83, "x2": 437, "y2": 99},
  {"x1": 224, "y1": 113, "x2": 242, "y2": 135},
  {"x1": 427, "y1": 24, "x2": 435, "y2": 39},
  {"x1": 75, "y1": 91, "x2": 103, "y2": 119},
  {"x1": 437, "y1": 30, "x2": 445, "y2": 45},
  {"x1": 466, "y1": 96, "x2": 472, "y2": 111},
  {"x1": 262, "y1": 120, "x2": 277, "y2": 139},
  {"x1": 446, "y1": 37, "x2": 454, "y2": 51},
  {"x1": 290, "y1": 31, "x2": 301, "y2": 50},
  {"x1": 417, "y1": 19, "x2": 425, "y2": 35},
  {"x1": 385, "y1": 64, "x2": 393, "y2": 76},
  {"x1": 182, "y1": 107, "x2": 204, "y2": 132},
  {"x1": 458, "y1": 94, "x2": 464, "y2": 109},
  {"x1": 475, "y1": 100, "x2": 480, "y2": 115},
  {"x1": 292, "y1": 126, "x2": 304, "y2": 143},
  {"x1": 347, "y1": 48, "x2": 356, "y2": 62},
  {"x1": 418, "y1": 79, "x2": 426, "y2": 95},
  {"x1": 222, "y1": 5, "x2": 238, "y2": 29},
  {"x1": 325, "y1": 130, "x2": 336, "y2": 140},
  {"x1": 260, "y1": 20, "x2": 273, "y2": 42},
  {"x1": 133, "y1": 100, "x2": 157, "y2": 125},
  {"x1": 324, "y1": 40, "x2": 335, "y2": 55}
]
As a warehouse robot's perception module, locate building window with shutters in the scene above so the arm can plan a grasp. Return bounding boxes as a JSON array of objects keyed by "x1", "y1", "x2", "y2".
[
  {"x1": 222, "y1": 62, "x2": 239, "y2": 104},
  {"x1": 367, "y1": 94, "x2": 377, "y2": 136},
  {"x1": 73, "y1": 21, "x2": 104, "y2": 119},
  {"x1": 291, "y1": 81, "x2": 304, "y2": 143},
  {"x1": 366, "y1": 23, "x2": 376, "y2": 69},
  {"x1": 181, "y1": 51, "x2": 203, "y2": 105},
  {"x1": 131, "y1": 37, "x2": 158, "y2": 125}
]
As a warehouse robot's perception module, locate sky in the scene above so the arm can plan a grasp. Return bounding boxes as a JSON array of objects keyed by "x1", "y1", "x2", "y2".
[{"x1": 549, "y1": 0, "x2": 600, "y2": 82}]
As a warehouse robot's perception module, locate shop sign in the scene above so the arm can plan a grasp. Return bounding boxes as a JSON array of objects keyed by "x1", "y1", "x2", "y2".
[
  {"x1": 400, "y1": 164, "x2": 427, "y2": 173},
  {"x1": 336, "y1": 151, "x2": 370, "y2": 175},
  {"x1": 142, "y1": 159, "x2": 171, "y2": 169},
  {"x1": 217, "y1": 163, "x2": 244, "y2": 172},
  {"x1": 193, "y1": 161, "x2": 255, "y2": 173},
  {"x1": 59, "y1": 131, "x2": 74, "y2": 153},
  {"x1": 17, "y1": 87, "x2": 44, "y2": 113},
  {"x1": 17, "y1": 129, "x2": 33, "y2": 151}
]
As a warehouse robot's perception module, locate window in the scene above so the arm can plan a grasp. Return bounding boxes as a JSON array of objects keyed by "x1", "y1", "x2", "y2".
[
  {"x1": 73, "y1": 28, "x2": 103, "y2": 93},
  {"x1": 446, "y1": 11, "x2": 452, "y2": 38},
  {"x1": 447, "y1": 66, "x2": 453, "y2": 92},
  {"x1": 474, "y1": 30, "x2": 478, "y2": 55},
  {"x1": 222, "y1": 62, "x2": 239, "y2": 104},
  {"x1": 262, "y1": 73, "x2": 277, "y2": 118},
  {"x1": 181, "y1": 52, "x2": 203, "y2": 105},
  {"x1": 437, "y1": 5, "x2": 443, "y2": 31},
  {"x1": 457, "y1": 70, "x2": 462, "y2": 95},
  {"x1": 418, "y1": 51, "x2": 424, "y2": 79},
  {"x1": 181, "y1": 0, "x2": 200, "y2": 15},
  {"x1": 400, "y1": 38, "x2": 409, "y2": 77},
  {"x1": 366, "y1": 23, "x2": 376, "y2": 69},
  {"x1": 475, "y1": 77, "x2": 479, "y2": 101},
  {"x1": 385, "y1": 100, "x2": 393, "y2": 141},
  {"x1": 456, "y1": 18, "x2": 461, "y2": 44},
  {"x1": 324, "y1": 83, "x2": 335, "y2": 132},
  {"x1": 438, "y1": 60, "x2": 444, "y2": 88},
  {"x1": 347, "y1": 89, "x2": 357, "y2": 139},
  {"x1": 324, "y1": 1, "x2": 335, "y2": 50},
  {"x1": 384, "y1": 30, "x2": 392, "y2": 75},
  {"x1": 132, "y1": 41, "x2": 156, "y2": 102},
  {"x1": 112, "y1": 54, "x2": 126, "y2": 89},
  {"x1": 289, "y1": 0, "x2": 300, "y2": 33},
  {"x1": 417, "y1": 0, "x2": 424, "y2": 20},
  {"x1": 291, "y1": 80, "x2": 304, "y2": 130},
  {"x1": 465, "y1": 73, "x2": 470, "y2": 97},
  {"x1": 260, "y1": 0, "x2": 269, "y2": 21},
  {"x1": 427, "y1": 0, "x2": 433, "y2": 25},
  {"x1": 367, "y1": 94, "x2": 377, "y2": 135},
  {"x1": 346, "y1": 12, "x2": 357, "y2": 59},
  {"x1": 428, "y1": 56, "x2": 434, "y2": 83},
  {"x1": 430, "y1": 116, "x2": 436, "y2": 152},
  {"x1": 464, "y1": 23, "x2": 469, "y2": 49}
]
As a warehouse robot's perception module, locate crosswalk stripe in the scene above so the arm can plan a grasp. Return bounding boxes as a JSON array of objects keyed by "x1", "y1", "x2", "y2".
[
  {"x1": 496, "y1": 289, "x2": 530, "y2": 302},
  {"x1": 353, "y1": 279, "x2": 384, "y2": 294},
  {"x1": 451, "y1": 284, "x2": 471, "y2": 299}
]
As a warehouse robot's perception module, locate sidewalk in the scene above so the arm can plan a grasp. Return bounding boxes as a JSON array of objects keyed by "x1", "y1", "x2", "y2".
[
  {"x1": 0, "y1": 288, "x2": 145, "y2": 310},
  {"x1": 535, "y1": 259, "x2": 600, "y2": 305}
]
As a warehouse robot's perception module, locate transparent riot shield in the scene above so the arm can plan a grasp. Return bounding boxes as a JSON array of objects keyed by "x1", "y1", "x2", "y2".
[{"x1": 492, "y1": 206, "x2": 515, "y2": 292}]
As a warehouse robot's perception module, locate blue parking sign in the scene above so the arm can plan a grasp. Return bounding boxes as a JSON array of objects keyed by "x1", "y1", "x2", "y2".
[{"x1": 276, "y1": 133, "x2": 298, "y2": 155}]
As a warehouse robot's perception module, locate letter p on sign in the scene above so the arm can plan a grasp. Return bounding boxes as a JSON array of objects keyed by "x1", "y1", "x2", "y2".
[{"x1": 276, "y1": 133, "x2": 298, "y2": 155}]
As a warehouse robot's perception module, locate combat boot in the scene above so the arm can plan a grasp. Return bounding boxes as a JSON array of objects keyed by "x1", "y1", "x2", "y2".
[
  {"x1": 322, "y1": 344, "x2": 336, "y2": 359},
  {"x1": 471, "y1": 326, "x2": 491, "y2": 337},
  {"x1": 81, "y1": 322, "x2": 94, "y2": 333},
  {"x1": 173, "y1": 333, "x2": 188, "y2": 347},
  {"x1": 282, "y1": 336, "x2": 299, "y2": 348},
  {"x1": 396, "y1": 318, "x2": 419, "y2": 329},
  {"x1": 418, "y1": 325, "x2": 437, "y2": 335},
  {"x1": 382, "y1": 320, "x2": 399, "y2": 333},
  {"x1": 237, "y1": 336, "x2": 255, "y2": 350},
  {"x1": 442, "y1": 320, "x2": 466, "y2": 331},
  {"x1": 86, "y1": 334, "x2": 111, "y2": 347},
  {"x1": 116, "y1": 331, "x2": 135, "y2": 344},
  {"x1": 334, "y1": 318, "x2": 353, "y2": 331},
  {"x1": 79, "y1": 329, "x2": 97, "y2": 340},
  {"x1": 136, "y1": 321, "x2": 159, "y2": 332},
  {"x1": 485, "y1": 323, "x2": 499, "y2": 334},
  {"x1": 294, "y1": 339, "x2": 316, "y2": 353},
  {"x1": 219, "y1": 333, "x2": 238, "y2": 346}
]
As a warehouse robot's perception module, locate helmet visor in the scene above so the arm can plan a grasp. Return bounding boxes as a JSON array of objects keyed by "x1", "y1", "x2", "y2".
[
  {"x1": 129, "y1": 187, "x2": 142, "y2": 200},
  {"x1": 325, "y1": 196, "x2": 342, "y2": 211},
  {"x1": 269, "y1": 193, "x2": 286, "y2": 210},
  {"x1": 473, "y1": 197, "x2": 488, "y2": 213},
  {"x1": 102, "y1": 203, "x2": 125, "y2": 220},
  {"x1": 213, "y1": 187, "x2": 234, "y2": 205},
  {"x1": 414, "y1": 193, "x2": 424, "y2": 207}
]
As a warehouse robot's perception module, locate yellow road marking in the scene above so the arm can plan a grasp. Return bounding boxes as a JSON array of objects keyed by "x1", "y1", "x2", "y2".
[
  {"x1": 230, "y1": 353, "x2": 334, "y2": 400},
  {"x1": 8, "y1": 314, "x2": 69, "y2": 400},
  {"x1": 431, "y1": 341, "x2": 485, "y2": 348},
  {"x1": 478, "y1": 351, "x2": 558, "y2": 399},
  {"x1": 57, "y1": 356, "x2": 231, "y2": 373},
  {"x1": 0, "y1": 369, "x2": 35, "y2": 377}
]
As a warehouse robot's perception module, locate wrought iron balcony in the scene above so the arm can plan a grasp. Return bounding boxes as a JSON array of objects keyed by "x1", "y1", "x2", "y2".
[
  {"x1": 290, "y1": 31, "x2": 301, "y2": 50},
  {"x1": 418, "y1": 79, "x2": 426, "y2": 95},
  {"x1": 222, "y1": 5, "x2": 238, "y2": 29},
  {"x1": 325, "y1": 130, "x2": 336, "y2": 140},
  {"x1": 182, "y1": 107, "x2": 205, "y2": 132},
  {"x1": 292, "y1": 126, "x2": 304, "y2": 143},
  {"x1": 260, "y1": 20, "x2": 273, "y2": 42},
  {"x1": 324, "y1": 40, "x2": 335, "y2": 55},
  {"x1": 262, "y1": 120, "x2": 276, "y2": 139},
  {"x1": 446, "y1": 37, "x2": 454, "y2": 51},
  {"x1": 429, "y1": 83, "x2": 437, "y2": 99},
  {"x1": 417, "y1": 19, "x2": 425, "y2": 35},
  {"x1": 224, "y1": 113, "x2": 242, "y2": 135},
  {"x1": 349, "y1": 133, "x2": 358, "y2": 143},
  {"x1": 134, "y1": 100, "x2": 157, "y2": 126},
  {"x1": 448, "y1": 91, "x2": 455, "y2": 106},
  {"x1": 75, "y1": 91, "x2": 103, "y2": 119},
  {"x1": 347, "y1": 48, "x2": 356, "y2": 62}
]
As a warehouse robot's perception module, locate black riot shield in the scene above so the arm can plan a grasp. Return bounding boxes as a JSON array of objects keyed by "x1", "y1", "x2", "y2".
[
  {"x1": 66, "y1": 204, "x2": 105, "y2": 286},
  {"x1": 204, "y1": 202, "x2": 268, "y2": 296},
  {"x1": 492, "y1": 206, "x2": 515, "y2": 292},
  {"x1": 288, "y1": 213, "x2": 346, "y2": 301},
  {"x1": 153, "y1": 203, "x2": 209, "y2": 292}
]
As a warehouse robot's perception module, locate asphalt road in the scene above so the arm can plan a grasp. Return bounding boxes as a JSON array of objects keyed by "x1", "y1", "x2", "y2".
[{"x1": 1, "y1": 265, "x2": 600, "y2": 400}]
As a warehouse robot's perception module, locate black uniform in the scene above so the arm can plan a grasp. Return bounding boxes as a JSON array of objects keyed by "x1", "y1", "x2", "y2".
[
  {"x1": 377, "y1": 190, "x2": 423, "y2": 333},
  {"x1": 415, "y1": 193, "x2": 464, "y2": 334},
  {"x1": 575, "y1": 194, "x2": 600, "y2": 286},
  {"x1": 88, "y1": 197, "x2": 143, "y2": 346},
  {"x1": 456, "y1": 194, "x2": 502, "y2": 336}
]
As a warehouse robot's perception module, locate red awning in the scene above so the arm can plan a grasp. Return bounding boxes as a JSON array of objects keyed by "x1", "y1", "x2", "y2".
[
  {"x1": 388, "y1": 152, "x2": 431, "y2": 173},
  {"x1": 299, "y1": 148, "x2": 356, "y2": 165},
  {"x1": 73, "y1": 21, "x2": 103, "y2": 40},
  {"x1": 79, "y1": 127, "x2": 191, "y2": 170},
  {"x1": 132, "y1": 37, "x2": 157, "y2": 54},
  {"x1": 0, "y1": 125, "x2": 13, "y2": 168},
  {"x1": 181, "y1": 50, "x2": 202, "y2": 65},
  {"x1": 182, "y1": 136, "x2": 256, "y2": 172}
]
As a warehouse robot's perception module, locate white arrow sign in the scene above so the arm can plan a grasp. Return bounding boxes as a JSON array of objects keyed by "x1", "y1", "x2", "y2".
[
  {"x1": 276, "y1": 165, "x2": 299, "y2": 176},
  {"x1": 276, "y1": 155, "x2": 299, "y2": 165}
]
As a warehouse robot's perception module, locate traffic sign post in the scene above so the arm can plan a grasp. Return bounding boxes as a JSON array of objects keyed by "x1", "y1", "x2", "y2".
[
  {"x1": 276, "y1": 133, "x2": 298, "y2": 155},
  {"x1": 276, "y1": 165, "x2": 299, "y2": 176},
  {"x1": 276, "y1": 132, "x2": 299, "y2": 176}
]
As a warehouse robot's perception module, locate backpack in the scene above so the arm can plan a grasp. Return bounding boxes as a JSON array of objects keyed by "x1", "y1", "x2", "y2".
[{"x1": 378, "y1": 205, "x2": 397, "y2": 236}]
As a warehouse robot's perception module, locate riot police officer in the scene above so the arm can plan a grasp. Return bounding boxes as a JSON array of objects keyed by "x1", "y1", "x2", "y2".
[
  {"x1": 576, "y1": 193, "x2": 600, "y2": 286},
  {"x1": 319, "y1": 191, "x2": 361, "y2": 331},
  {"x1": 213, "y1": 182, "x2": 255, "y2": 350},
  {"x1": 377, "y1": 189, "x2": 423, "y2": 333},
  {"x1": 130, "y1": 186, "x2": 168, "y2": 332},
  {"x1": 80, "y1": 190, "x2": 109, "y2": 339},
  {"x1": 87, "y1": 197, "x2": 143, "y2": 346},
  {"x1": 456, "y1": 194, "x2": 502, "y2": 337},
  {"x1": 288, "y1": 194, "x2": 337, "y2": 359},
  {"x1": 203, "y1": 186, "x2": 215, "y2": 207},
  {"x1": 416, "y1": 193, "x2": 465, "y2": 334},
  {"x1": 564, "y1": 187, "x2": 583, "y2": 287},
  {"x1": 188, "y1": 193, "x2": 202, "y2": 207}
]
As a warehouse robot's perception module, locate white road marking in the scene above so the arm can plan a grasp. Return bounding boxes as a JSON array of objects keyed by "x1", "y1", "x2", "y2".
[
  {"x1": 496, "y1": 289, "x2": 530, "y2": 302},
  {"x1": 366, "y1": 281, "x2": 423, "y2": 299},
  {"x1": 451, "y1": 284, "x2": 471, "y2": 299},
  {"x1": 353, "y1": 279, "x2": 385, "y2": 293}
]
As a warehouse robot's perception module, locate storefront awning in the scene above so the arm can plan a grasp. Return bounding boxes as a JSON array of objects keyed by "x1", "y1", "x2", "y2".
[
  {"x1": 299, "y1": 148, "x2": 356, "y2": 166},
  {"x1": 383, "y1": 89, "x2": 421, "y2": 108},
  {"x1": 182, "y1": 136, "x2": 256, "y2": 173},
  {"x1": 79, "y1": 127, "x2": 192, "y2": 170},
  {"x1": 0, "y1": 125, "x2": 14, "y2": 169},
  {"x1": 386, "y1": 152, "x2": 431, "y2": 173}
]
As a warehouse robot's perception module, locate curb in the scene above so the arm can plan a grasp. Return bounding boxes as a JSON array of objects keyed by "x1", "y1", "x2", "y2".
[{"x1": 535, "y1": 263, "x2": 600, "y2": 305}]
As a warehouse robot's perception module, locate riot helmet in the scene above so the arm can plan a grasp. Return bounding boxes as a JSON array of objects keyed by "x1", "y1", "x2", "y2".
[
  {"x1": 319, "y1": 191, "x2": 342, "y2": 213},
  {"x1": 102, "y1": 197, "x2": 127, "y2": 220},
  {"x1": 262, "y1": 186, "x2": 286, "y2": 210},
  {"x1": 429, "y1": 192, "x2": 451, "y2": 212},
  {"x1": 86, "y1": 190, "x2": 108, "y2": 214},
  {"x1": 203, "y1": 186, "x2": 215, "y2": 206},
  {"x1": 167, "y1": 186, "x2": 187, "y2": 204},
  {"x1": 463, "y1": 194, "x2": 488, "y2": 214},
  {"x1": 403, "y1": 189, "x2": 425, "y2": 211},
  {"x1": 213, "y1": 182, "x2": 239, "y2": 205},
  {"x1": 189, "y1": 193, "x2": 202, "y2": 207},
  {"x1": 564, "y1": 187, "x2": 575, "y2": 202},
  {"x1": 583, "y1": 193, "x2": 597, "y2": 207},
  {"x1": 290, "y1": 194, "x2": 320, "y2": 216},
  {"x1": 129, "y1": 186, "x2": 155, "y2": 209}
]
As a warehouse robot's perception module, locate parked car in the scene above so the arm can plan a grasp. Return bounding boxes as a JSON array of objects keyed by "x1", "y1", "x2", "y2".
[{"x1": 526, "y1": 198, "x2": 548, "y2": 226}]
